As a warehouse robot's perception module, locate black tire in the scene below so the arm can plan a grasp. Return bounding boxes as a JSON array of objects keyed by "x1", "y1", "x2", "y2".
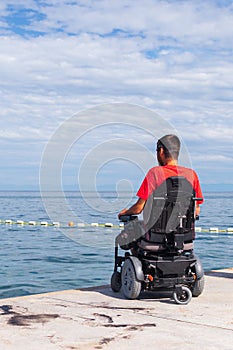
[
  {"x1": 173, "y1": 286, "x2": 192, "y2": 305},
  {"x1": 192, "y1": 275, "x2": 205, "y2": 297},
  {"x1": 191, "y1": 256, "x2": 205, "y2": 297},
  {"x1": 111, "y1": 271, "x2": 122, "y2": 292},
  {"x1": 121, "y1": 259, "x2": 141, "y2": 299},
  {"x1": 193, "y1": 255, "x2": 204, "y2": 279}
]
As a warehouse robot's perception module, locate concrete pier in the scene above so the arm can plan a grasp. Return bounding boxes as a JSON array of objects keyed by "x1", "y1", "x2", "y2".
[{"x1": 0, "y1": 269, "x2": 232, "y2": 350}]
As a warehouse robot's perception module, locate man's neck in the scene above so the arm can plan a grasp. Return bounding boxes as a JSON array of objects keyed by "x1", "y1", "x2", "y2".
[{"x1": 164, "y1": 159, "x2": 178, "y2": 166}]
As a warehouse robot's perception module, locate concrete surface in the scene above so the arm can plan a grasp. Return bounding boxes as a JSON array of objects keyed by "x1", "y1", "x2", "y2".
[{"x1": 0, "y1": 269, "x2": 232, "y2": 350}]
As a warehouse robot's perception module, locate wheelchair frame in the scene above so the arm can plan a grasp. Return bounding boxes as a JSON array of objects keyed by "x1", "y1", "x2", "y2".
[{"x1": 111, "y1": 176, "x2": 204, "y2": 305}]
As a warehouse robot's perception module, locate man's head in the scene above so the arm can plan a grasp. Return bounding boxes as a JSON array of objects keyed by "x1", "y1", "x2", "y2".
[{"x1": 156, "y1": 134, "x2": 180, "y2": 166}]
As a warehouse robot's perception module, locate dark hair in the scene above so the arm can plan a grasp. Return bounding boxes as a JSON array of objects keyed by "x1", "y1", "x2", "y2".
[{"x1": 157, "y1": 134, "x2": 180, "y2": 160}]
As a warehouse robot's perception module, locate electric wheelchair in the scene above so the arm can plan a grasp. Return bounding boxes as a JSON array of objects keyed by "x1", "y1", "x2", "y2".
[{"x1": 111, "y1": 176, "x2": 204, "y2": 305}]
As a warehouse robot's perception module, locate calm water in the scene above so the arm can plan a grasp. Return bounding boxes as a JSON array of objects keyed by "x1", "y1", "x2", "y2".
[{"x1": 0, "y1": 191, "x2": 232, "y2": 299}]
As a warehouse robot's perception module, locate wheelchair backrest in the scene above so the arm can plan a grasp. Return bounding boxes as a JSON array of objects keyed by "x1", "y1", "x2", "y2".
[{"x1": 144, "y1": 176, "x2": 196, "y2": 246}]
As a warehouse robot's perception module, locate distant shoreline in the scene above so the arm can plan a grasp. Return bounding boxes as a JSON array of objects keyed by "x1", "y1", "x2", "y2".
[{"x1": 0, "y1": 189, "x2": 233, "y2": 193}]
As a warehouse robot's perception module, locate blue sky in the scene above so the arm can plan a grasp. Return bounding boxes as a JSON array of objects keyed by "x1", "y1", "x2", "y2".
[{"x1": 0, "y1": 0, "x2": 233, "y2": 192}]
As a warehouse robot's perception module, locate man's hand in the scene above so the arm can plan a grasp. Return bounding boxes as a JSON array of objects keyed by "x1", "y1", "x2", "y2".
[
  {"x1": 118, "y1": 208, "x2": 128, "y2": 219},
  {"x1": 118, "y1": 198, "x2": 146, "y2": 219}
]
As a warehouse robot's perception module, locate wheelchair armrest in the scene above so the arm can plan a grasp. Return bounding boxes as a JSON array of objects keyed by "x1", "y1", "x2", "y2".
[{"x1": 119, "y1": 215, "x2": 138, "y2": 222}]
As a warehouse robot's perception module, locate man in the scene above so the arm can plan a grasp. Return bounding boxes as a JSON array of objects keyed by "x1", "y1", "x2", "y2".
[{"x1": 119, "y1": 134, "x2": 203, "y2": 219}]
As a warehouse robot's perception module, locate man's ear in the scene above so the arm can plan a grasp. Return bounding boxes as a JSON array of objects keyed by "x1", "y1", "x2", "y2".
[{"x1": 159, "y1": 147, "x2": 164, "y2": 156}]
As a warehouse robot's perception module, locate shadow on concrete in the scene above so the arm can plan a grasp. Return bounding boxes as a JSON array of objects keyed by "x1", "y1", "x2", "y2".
[
  {"x1": 80, "y1": 268, "x2": 233, "y2": 306},
  {"x1": 81, "y1": 284, "x2": 175, "y2": 304},
  {"x1": 205, "y1": 270, "x2": 233, "y2": 279}
]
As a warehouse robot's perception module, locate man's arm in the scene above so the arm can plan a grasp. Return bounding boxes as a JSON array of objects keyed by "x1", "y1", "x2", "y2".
[
  {"x1": 118, "y1": 198, "x2": 146, "y2": 219},
  {"x1": 196, "y1": 203, "x2": 200, "y2": 217}
]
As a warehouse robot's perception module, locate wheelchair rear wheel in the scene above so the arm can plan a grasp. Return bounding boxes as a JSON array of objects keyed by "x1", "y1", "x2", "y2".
[
  {"x1": 121, "y1": 259, "x2": 141, "y2": 299},
  {"x1": 110, "y1": 271, "x2": 122, "y2": 292},
  {"x1": 191, "y1": 256, "x2": 205, "y2": 297},
  {"x1": 192, "y1": 275, "x2": 205, "y2": 297}
]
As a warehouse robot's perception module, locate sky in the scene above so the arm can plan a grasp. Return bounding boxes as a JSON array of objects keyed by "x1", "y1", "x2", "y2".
[{"x1": 0, "y1": 0, "x2": 233, "y2": 193}]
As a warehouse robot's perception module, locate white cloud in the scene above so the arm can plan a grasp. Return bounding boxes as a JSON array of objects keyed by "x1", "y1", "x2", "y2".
[
  {"x1": 0, "y1": 0, "x2": 232, "y2": 189},
  {"x1": 193, "y1": 155, "x2": 232, "y2": 162}
]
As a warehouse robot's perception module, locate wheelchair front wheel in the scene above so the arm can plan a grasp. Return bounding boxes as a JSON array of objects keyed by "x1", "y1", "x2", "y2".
[
  {"x1": 173, "y1": 286, "x2": 192, "y2": 305},
  {"x1": 121, "y1": 259, "x2": 141, "y2": 299}
]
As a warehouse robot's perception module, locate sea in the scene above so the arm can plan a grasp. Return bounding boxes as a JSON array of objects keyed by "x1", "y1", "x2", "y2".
[{"x1": 0, "y1": 191, "x2": 232, "y2": 299}]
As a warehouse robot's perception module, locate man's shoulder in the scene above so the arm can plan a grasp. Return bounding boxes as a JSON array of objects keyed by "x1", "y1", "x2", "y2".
[
  {"x1": 147, "y1": 165, "x2": 198, "y2": 177},
  {"x1": 177, "y1": 166, "x2": 197, "y2": 176},
  {"x1": 146, "y1": 166, "x2": 163, "y2": 175}
]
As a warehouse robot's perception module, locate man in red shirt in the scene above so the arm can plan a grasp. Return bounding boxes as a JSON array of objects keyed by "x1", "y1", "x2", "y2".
[{"x1": 119, "y1": 134, "x2": 203, "y2": 218}]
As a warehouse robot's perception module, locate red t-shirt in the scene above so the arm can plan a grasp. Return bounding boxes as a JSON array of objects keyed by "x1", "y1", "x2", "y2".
[{"x1": 137, "y1": 165, "x2": 204, "y2": 204}]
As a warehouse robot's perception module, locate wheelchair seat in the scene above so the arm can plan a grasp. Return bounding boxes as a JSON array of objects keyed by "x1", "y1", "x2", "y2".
[{"x1": 137, "y1": 176, "x2": 196, "y2": 253}]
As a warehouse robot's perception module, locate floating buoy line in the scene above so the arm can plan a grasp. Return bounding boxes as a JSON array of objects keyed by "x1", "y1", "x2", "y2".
[
  {"x1": 0, "y1": 219, "x2": 124, "y2": 229},
  {"x1": 0, "y1": 219, "x2": 232, "y2": 233}
]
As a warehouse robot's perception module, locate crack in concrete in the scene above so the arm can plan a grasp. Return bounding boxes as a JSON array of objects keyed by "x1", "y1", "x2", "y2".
[
  {"x1": 44, "y1": 297, "x2": 149, "y2": 312},
  {"x1": 137, "y1": 311, "x2": 233, "y2": 332}
]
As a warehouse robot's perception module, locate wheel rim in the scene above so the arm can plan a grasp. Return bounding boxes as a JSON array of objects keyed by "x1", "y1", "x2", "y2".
[
  {"x1": 122, "y1": 263, "x2": 134, "y2": 292},
  {"x1": 121, "y1": 258, "x2": 141, "y2": 299},
  {"x1": 177, "y1": 289, "x2": 189, "y2": 302}
]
